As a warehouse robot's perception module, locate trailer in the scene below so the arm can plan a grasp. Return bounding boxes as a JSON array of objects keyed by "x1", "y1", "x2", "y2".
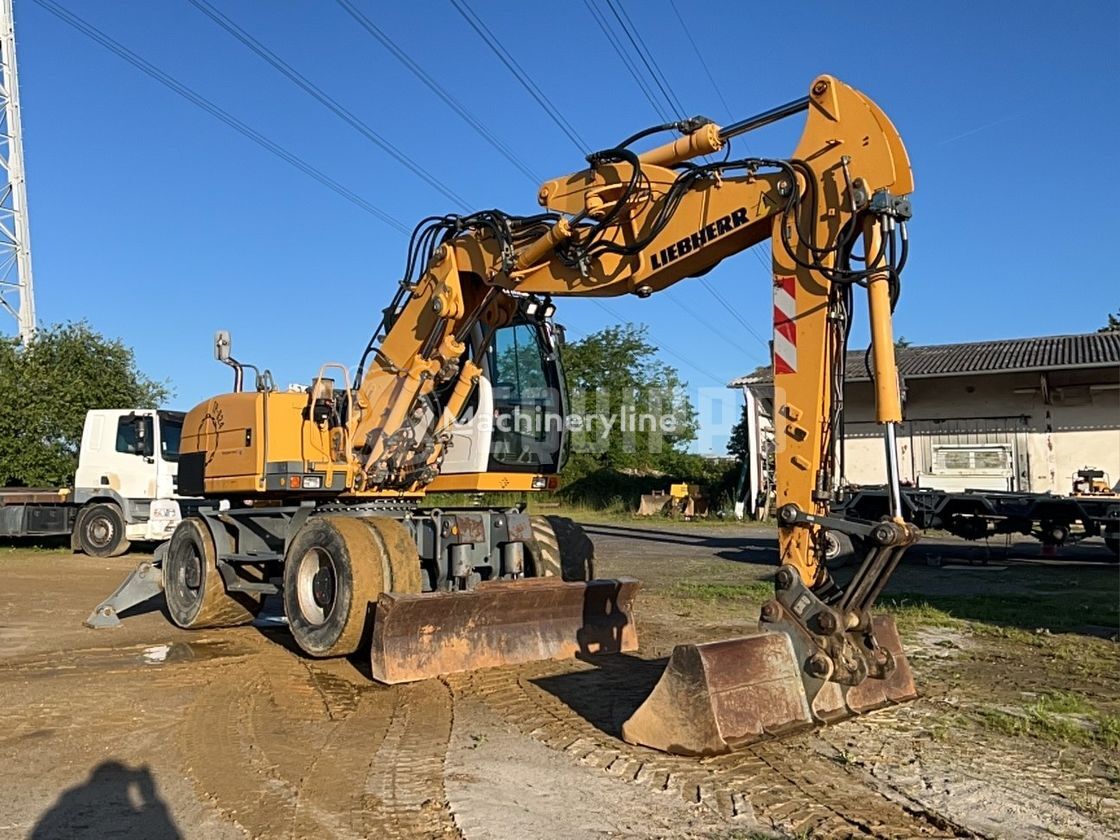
[
  {"x1": 0, "y1": 409, "x2": 192, "y2": 557},
  {"x1": 828, "y1": 482, "x2": 1120, "y2": 562}
]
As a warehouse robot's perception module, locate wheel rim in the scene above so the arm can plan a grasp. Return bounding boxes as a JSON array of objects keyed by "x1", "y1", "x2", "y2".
[
  {"x1": 823, "y1": 532, "x2": 840, "y2": 561},
  {"x1": 87, "y1": 515, "x2": 114, "y2": 549},
  {"x1": 296, "y1": 547, "x2": 338, "y2": 627},
  {"x1": 171, "y1": 542, "x2": 203, "y2": 606}
]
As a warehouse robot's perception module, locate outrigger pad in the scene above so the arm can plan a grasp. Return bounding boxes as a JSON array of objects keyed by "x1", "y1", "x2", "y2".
[
  {"x1": 369, "y1": 576, "x2": 640, "y2": 684},
  {"x1": 84, "y1": 555, "x2": 167, "y2": 629},
  {"x1": 621, "y1": 632, "x2": 815, "y2": 756}
]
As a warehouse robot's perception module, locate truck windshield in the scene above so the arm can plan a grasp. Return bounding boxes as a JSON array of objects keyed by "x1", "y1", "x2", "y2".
[{"x1": 160, "y1": 417, "x2": 182, "y2": 462}]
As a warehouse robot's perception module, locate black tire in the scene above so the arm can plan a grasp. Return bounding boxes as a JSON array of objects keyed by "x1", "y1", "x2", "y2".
[
  {"x1": 164, "y1": 518, "x2": 260, "y2": 628},
  {"x1": 1105, "y1": 535, "x2": 1119, "y2": 563},
  {"x1": 527, "y1": 515, "x2": 594, "y2": 581},
  {"x1": 282, "y1": 517, "x2": 385, "y2": 658},
  {"x1": 822, "y1": 529, "x2": 864, "y2": 570},
  {"x1": 76, "y1": 503, "x2": 131, "y2": 558}
]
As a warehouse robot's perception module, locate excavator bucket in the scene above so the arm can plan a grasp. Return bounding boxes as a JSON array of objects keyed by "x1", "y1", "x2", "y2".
[
  {"x1": 622, "y1": 615, "x2": 917, "y2": 756},
  {"x1": 369, "y1": 576, "x2": 640, "y2": 684}
]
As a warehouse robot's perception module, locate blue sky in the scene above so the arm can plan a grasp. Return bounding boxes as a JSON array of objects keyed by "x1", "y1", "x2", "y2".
[{"x1": 12, "y1": 0, "x2": 1119, "y2": 453}]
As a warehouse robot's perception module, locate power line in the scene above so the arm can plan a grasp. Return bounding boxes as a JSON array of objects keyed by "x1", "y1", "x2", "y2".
[
  {"x1": 601, "y1": 1, "x2": 774, "y2": 343},
  {"x1": 589, "y1": 299, "x2": 727, "y2": 386},
  {"x1": 666, "y1": 0, "x2": 733, "y2": 121},
  {"x1": 579, "y1": 0, "x2": 672, "y2": 124},
  {"x1": 30, "y1": 0, "x2": 410, "y2": 235},
  {"x1": 189, "y1": 0, "x2": 470, "y2": 211},
  {"x1": 449, "y1": 0, "x2": 589, "y2": 154},
  {"x1": 665, "y1": 288, "x2": 768, "y2": 363},
  {"x1": 698, "y1": 277, "x2": 771, "y2": 351},
  {"x1": 602, "y1": 0, "x2": 685, "y2": 120},
  {"x1": 334, "y1": 0, "x2": 541, "y2": 185},
  {"x1": 661, "y1": 0, "x2": 773, "y2": 287}
]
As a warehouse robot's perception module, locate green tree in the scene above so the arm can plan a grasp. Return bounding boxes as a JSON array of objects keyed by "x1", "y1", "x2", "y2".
[
  {"x1": 727, "y1": 401, "x2": 751, "y2": 462},
  {"x1": 560, "y1": 323, "x2": 696, "y2": 476},
  {"x1": 1100, "y1": 309, "x2": 1120, "y2": 332},
  {"x1": 0, "y1": 322, "x2": 170, "y2": 486}
]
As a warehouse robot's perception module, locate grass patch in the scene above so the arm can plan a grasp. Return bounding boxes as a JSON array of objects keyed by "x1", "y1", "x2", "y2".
[
  {"x1": 976, "y1": 692, "x2": 1120, "y2": 749},
  {"x1": 880, "y1": 588, "x2": 1119, "y2": 635},
  {"x1": 673, "y1": 581, "x2": 775, "y2": 601},
  {"x1": 878, "y1": 598, "x2": 963, "y2": 632}
]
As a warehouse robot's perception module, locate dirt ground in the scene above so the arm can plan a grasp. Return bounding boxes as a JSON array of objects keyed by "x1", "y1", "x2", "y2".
[{"x1": 1, "y1": 522, "x2": 1117, "y2": 840}]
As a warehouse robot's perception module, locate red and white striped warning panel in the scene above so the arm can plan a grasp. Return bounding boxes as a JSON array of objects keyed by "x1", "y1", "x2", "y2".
[{"x1": 773, "y1": 276, "x2": 798, "y2": 374}]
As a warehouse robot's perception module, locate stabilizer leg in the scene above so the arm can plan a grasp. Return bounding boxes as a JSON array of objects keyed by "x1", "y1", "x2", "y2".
[{"x1": 84, "y1": 544, "x2": 168, "y2": 629}]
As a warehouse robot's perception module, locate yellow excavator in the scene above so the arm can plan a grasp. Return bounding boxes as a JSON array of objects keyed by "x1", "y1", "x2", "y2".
[{"x1": 88, "y1": 75, "x2": 918, "y2": 756}]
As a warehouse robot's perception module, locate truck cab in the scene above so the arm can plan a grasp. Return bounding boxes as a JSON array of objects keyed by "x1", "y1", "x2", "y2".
[{"x1": 71, "y1": 409, "x2": 188, "y2": 554}]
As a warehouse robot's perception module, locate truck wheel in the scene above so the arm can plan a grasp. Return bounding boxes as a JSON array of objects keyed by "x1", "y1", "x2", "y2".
[
  {"x1": 823, "y1": 530, "x2": 864, "y2": 570},
  {"x1": 164, "y1": 518, "x2": 259, "y2": 628},
  {"x1": 282, "y1": 517, "x2": 385, "y2": 658},
  {"x1": 76, "y1": 503, "x2": 131, "y2": 558},
  {"x1": 527, "y1": 516, "x2": 595, "y2": 581}
]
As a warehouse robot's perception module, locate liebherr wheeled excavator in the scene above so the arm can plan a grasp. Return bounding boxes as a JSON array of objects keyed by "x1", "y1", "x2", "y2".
[{"x1": 89, "y1": 75, "x2": 918, "y2": 756}]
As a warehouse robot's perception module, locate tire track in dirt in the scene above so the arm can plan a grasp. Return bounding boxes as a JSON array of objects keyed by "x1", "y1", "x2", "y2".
[
  {"x1": 179, "y1": 656, "x2": 377, "y2": 839},
  {"x1": 180, "y1": 669, "x2": 302, "y2": 837},
  {"x1": 363, "y1": 678, "x2": 463, "y2": 839},
  {"x1": 451, "y1": 661, "x2": 972, "y2": 839},
  {"x1": 288, "y1": 667, "x2": 396, "y2": 838},
  {"x1": 179, "y1": 653, "x2": 462, "y2": 839}
]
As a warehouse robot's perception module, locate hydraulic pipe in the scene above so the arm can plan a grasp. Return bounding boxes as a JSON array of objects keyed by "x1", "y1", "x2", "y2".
[
  {"x1": 514, "y1": 219, "x2": 571, "y2": 270},
  {"x1": 637, "y1": 123, "x2": 722, "y2": 168},
  {"x1": 864, "y1": 216, "x2": 905, "y2": 522},
  {"x1": 718, "y1": 96, "x2": 810, "y2": 141},
  {"x1": 884, "y1": 424, "x2": 904, "y2": 521}
]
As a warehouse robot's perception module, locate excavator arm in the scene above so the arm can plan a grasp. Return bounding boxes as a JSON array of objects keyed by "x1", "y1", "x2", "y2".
[
  {"x1": 351, "y1": 74, "x2": 912, "y2": 580},
  {"x1": 345, "y1": 75, "x2": 920, "y2": 752}
]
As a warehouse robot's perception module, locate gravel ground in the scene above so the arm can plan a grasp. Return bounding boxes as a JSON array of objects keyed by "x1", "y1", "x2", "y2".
[{"x1": 1, "y1": 522, "x2": 1116, "y2": 839}]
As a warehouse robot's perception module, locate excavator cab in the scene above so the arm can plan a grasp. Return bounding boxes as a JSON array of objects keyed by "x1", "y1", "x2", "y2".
[{"x1": 439, "y1": 304, "x2": 569, "y2": 478}]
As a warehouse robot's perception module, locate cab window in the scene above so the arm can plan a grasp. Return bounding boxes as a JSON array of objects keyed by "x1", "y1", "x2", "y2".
[
  {"x1": 488, "y1": 323, "x2": 564, "y2": 470},
  {"x1": 115, "y1": 416, "x2": 153, "y2": 456}
]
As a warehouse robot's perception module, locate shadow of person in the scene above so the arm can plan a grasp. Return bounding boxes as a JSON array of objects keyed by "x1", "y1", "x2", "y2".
[{"x1": 31, "y1": 761, "x2": 181, "y2": 840}]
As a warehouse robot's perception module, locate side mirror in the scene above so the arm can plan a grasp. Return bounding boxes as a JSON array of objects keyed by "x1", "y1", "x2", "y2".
[
  {"x1": 134, "y1": 416, "x2": 154, "y2": 458},
  {"x1": 215, "y1": 330, "x2": 232, "y2": 363}
]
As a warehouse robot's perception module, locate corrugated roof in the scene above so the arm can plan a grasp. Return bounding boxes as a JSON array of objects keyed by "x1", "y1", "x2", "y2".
[{"x1": 729, "y1": 331, "x2": 1120, "y2": 387}]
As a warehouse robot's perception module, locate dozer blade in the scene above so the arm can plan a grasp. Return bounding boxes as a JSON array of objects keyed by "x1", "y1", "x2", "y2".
[
  {"x1": 369, "y1": 576, "x2": 640, "y2": 684},
  {"x1": 622, "y1": 615, "x2": 917, "y2": 756}
]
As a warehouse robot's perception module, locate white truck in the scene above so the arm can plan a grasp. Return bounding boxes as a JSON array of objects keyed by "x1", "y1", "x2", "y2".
[{"x1": 0, "y1": 408, "x2": 191, "y2": 557}]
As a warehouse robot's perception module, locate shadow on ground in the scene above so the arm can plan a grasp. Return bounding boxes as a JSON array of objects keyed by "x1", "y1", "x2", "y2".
[
  {"x1": 580, "y1": 522, "x2": 776, "y2": 565},
  {"x1": 31, "y1": 761, "x2": 181, "y2": 840},
  {"x1": 531, "y1": 653, "x2": 668, "y2": 739}
]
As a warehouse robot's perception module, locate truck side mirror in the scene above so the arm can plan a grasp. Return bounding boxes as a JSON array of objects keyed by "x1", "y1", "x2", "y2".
[
  {"x1": 215, "y1": 330, "x2": 232, "y2": 362},
  {"x1": 134, "y1": 416, "x2": 154, "y2": 458}
]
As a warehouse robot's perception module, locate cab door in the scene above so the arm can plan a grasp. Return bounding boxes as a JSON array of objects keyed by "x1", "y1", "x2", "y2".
[
  {"x1": 75, "y1": 411, "x2": 158, "y2": 499},
  {"x1": 486, "y1": 321, "x2": 566, "y2": 473}
]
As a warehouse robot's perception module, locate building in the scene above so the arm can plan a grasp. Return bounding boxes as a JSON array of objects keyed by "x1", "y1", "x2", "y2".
[{"x1": 730, "y1": 331, "x2": 1120, "y2": 494}]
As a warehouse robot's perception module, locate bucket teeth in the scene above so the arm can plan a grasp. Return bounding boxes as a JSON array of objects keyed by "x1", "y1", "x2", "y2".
[
  {"x1": 370, "y1": 577, "x2": 640, "y2": 684},
  {"x1": 622, "y1": 616, "x2": 918, "y2": 756},
  {"x1": 846, "y1": 615, "x2": 918, "y2": 712}
]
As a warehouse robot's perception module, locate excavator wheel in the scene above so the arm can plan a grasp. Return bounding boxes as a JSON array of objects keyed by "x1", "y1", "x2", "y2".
[
  {"x1": 282, "y1": 516, "x2": 419, "y2": 658},
  {"x1": 164, "y1": 517, "x2": 260, "y2": 629},
  {"x1": 527, "y1": 515, "x2": 595, "y2": 581}
]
